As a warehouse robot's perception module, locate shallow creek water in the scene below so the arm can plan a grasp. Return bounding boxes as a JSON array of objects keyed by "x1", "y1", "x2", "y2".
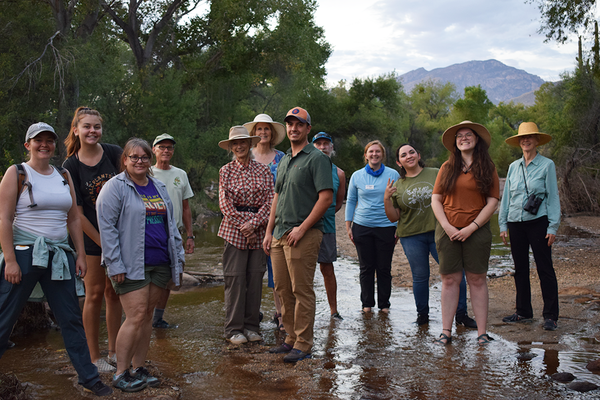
[{"x1": 1, "y1": 217, "x2": 599, "y2": 399}]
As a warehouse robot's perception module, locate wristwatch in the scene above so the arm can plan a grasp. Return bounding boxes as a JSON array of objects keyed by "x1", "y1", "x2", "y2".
[{"x1": 187, "y1": 236, "x2": 195, "y2": 239}]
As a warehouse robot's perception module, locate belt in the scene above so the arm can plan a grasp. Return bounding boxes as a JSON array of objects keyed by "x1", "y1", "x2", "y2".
[{"x1": 236, "y1": 206, "x2": 259, "y2": 213}]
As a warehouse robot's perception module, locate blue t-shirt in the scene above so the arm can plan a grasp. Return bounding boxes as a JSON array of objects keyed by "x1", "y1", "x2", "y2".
[
  {"x1": 134, "y1": 179, "x2": 170, "y2": 265},
  {"x1": 345, "y1": 165, "x2": 400, "y2": 228}
]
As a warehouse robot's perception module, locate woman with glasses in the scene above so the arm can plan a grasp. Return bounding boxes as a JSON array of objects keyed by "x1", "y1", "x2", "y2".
[
  {"x1": 63, "y1": 106, "x2": 123, "y2": 372},
  {"x1": 97, "y1": 138, "x2": 184, "y2": 392},
  {"x1": 431, "y1": 121, "x2": 499, "y2": 346}
]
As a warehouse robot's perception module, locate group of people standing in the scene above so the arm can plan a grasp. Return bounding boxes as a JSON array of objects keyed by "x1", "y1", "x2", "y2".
[
  {"x1": 0, "y1": 107, "x2": 194, "y2": 395},
  {"x1": 0, "y1": 104, "x2": 561, "y2": 394}
]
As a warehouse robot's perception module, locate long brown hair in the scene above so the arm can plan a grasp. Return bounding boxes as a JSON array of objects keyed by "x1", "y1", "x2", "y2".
[
  {"x1": 437, "y1": 129, "x2": 495, "y2": 195},
  {"x1": 396, "y1": 143, "x2": 425, "y2": 179},
  {"x1": 64, "y1": 106, "x2": 103, "y2": 157}
]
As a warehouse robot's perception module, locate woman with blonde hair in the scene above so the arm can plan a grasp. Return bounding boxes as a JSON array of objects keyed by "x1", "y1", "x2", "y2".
[
  {"x1": 243, "y1": 114, "x2": 286, "y2": 330},
  {"x1": 345, "y1": 140, "x2": 399, "y2": 313},
  {"x1": 63, "y1": 106, "x2": 122, "y2": 372},
  {"x1": 431, "y1": 121, "x2": 499, "y2": 346}
]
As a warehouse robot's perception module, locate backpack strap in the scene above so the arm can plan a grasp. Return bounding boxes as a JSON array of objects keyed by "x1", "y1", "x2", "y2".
[
  {"x1": 14, "y1": 163, "x2": 36, "y2": 208},
  {"x1": 54, "y1": 166, "x2": 70, "y2": 186}
]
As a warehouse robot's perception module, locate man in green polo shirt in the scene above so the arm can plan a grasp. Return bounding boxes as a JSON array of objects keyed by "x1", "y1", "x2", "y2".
[{"x1": 263, "y1": 106, "x2": 333, "y2": 363}]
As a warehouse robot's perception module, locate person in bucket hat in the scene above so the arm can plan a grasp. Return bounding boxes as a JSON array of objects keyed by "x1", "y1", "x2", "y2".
[
  {"x1": 217, "y1": 126, "x2": 273, "y2": 345},
  {"x1": 432, "y1": 120, "x2": 499, "y2": 346},
  {"x1": 243, "y1": 114, "x2": 286, "y2": 331},
  {"x1": 499, "y1": 122, "x2": 560, "y2": 331}
]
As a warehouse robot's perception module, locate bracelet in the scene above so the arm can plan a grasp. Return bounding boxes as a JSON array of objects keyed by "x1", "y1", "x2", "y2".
[
  {"x1": 472, "y1": 221, "x2": 480, "y2": 229},
  {"x1": 187, "y1": 236, "x2": 195, "y2": 239}
]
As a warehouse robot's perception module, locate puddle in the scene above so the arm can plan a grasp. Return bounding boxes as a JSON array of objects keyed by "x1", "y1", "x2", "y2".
[{"x1": 1, "y1": 217, "x2": 600, "y2": 399}]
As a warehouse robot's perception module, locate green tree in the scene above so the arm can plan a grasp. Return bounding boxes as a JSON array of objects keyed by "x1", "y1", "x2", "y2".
[
  {"x1": 451, "y1": 85, "x2": 494, "y2": 124},
  {"x1": 529, "y1": 0, "x2": 596, "y2": 43}
]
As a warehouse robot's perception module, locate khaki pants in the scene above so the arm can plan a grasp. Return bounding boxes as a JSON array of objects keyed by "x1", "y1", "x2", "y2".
[{"x1": 271, "y1": 229, "x2": 323, "y2": 353}]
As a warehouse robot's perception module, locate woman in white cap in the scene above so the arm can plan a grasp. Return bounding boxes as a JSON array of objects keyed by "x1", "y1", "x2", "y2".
[
  {"x1": 243, "y1": 114, "x2": 286, "y2": 331},
  {"x1": 431, "y1": 121, "x2": 499, "y2": 345},
  {"x1": 63, "y1": 106, "x2": 123, "y2": 372},
  {"x1": 499, "y1": 122, "x2": 560, "y2": 331},
  {"x1": 0, "y1": 122, "x2": 112, "y2": 395},
  {"x1": 217, "y1": 126, "x2": 274, "y2": 344}
]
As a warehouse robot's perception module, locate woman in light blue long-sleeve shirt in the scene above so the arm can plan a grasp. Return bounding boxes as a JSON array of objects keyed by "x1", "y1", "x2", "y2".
[
  {"x1": 345, "y1": 140, "x2": 399, "y2": 313},
  {"x1": 498, "y1": 122, "x2": 561, "y2": 331}
]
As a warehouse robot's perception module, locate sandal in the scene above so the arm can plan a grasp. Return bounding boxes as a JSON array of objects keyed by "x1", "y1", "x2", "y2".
[
  {"x1": 434, "y1": 333, "x2": 452, "y2": 345},
  {"x1": 272, "y1": 313, "x2": 281, "y2": 325},
  {"x1": 477, "y1": 333, "x2": 494, "y2": 346}
]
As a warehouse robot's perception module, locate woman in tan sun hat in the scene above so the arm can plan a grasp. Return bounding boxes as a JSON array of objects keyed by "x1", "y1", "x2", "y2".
[
  {"x1": 217, "y1": 126, "x2": 273, "y2": 345},
  {"x1": 498, "y1": 122, "x2": 560, "y2": 331},
  {"x1": 243, "y1": 114, "x2": 287, "y2": 331},
  {"x1": 431, "y1": 121, "x2": 500, "y2": 346}
]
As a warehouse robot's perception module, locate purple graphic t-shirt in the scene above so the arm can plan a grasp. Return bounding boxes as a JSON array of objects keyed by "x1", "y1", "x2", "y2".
[{"x1": 134, "y1": 179, "x2": 170, "y2": 265}]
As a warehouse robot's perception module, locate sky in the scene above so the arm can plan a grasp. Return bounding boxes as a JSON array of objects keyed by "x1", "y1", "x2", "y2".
[{"x1": 313, "y1": 0, "x2": 585, "y2": 85}]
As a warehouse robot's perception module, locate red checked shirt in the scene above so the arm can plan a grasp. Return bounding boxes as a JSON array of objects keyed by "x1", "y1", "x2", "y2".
[{"x1": 218, "y1": 159, "x2": 274, "y2": 249}]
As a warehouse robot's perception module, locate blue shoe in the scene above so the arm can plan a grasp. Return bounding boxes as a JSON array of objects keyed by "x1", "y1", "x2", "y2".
[
  {"x1": 283, "y1": 349, "x2": 311, "y2": 363},
  {"x1": 132, "y1": 366, "x2": 160, "y2": 387},
  {"x1": 112, "y1": 370, "x2": 147, "y2": 392}
]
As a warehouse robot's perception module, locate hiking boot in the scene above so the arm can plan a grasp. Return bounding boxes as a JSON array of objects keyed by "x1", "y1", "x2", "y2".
[
  {"x1": 152, "y1": 318, "x2": 174, "y2": 329},
  {"x1": 416, "y1": 314, "x2": 429, "y2": 326},
  {"x1": 543, "y1": 319, "x2": 557, "y2": 331},
  {"x1": 132, "y1": 366, "x2": 160, "y2": 388},
  {"x1": 112, "y1": 370, "x2": 147, "y2": 392},
  {"x1": 502, "y1": 313, "x2": 533, "y2": 323},
  {"x1": 283, "y1": 349, "x2": 311, "y2": 363},
  {"x1": 456, "y1": 314, "x2": 477, "y2": 329},
  {"x1": 228, "y1": 333, "x2": 248, "y2": 345},
  {"x1": 93, "y1": 357, "x2": 116, "y2": 373},
  {"x1": 268, "y1": 342, "x2": 293, "y2": 354},
  {"x1": 84, "y1": 380, "x2": 113, "y2": 396},
  {"x1": 243, "y1": 329, "x2": 262, "y2": 342}
]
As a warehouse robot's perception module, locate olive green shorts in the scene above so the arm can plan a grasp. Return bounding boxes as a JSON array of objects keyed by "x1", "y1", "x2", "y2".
[
  {"x1": 111, "y1": 264, "x2": 172, "y2": 295},
  {"x1": 435, "y1": 221, "x2": 492, "y2": 275}
]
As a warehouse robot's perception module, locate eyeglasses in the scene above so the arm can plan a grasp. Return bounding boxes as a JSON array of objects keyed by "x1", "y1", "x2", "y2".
[
  {"x1": 157, "y1": 145, "x2": 174, "y2": 151},
  {"x1": 128, "y1": 155, "x2": 150, "y2": 163},
  {"x1": 456, "y1": 132, "x2": 475, "y2": 140}
]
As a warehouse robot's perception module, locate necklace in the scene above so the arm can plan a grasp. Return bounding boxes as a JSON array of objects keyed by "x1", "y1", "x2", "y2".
[{"x1": 461, "y1": 160, "x2": 472, "y2": 174}]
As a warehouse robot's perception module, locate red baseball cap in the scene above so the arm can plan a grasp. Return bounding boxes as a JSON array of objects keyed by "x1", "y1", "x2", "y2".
[{"x1": 284, "y1": 107, "x2": 311, "y2": 125}]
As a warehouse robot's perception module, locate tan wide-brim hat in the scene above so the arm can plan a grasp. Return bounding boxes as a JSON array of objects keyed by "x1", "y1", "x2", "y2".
[
  {"x1": 505, "y1": 122, "x2": 552, "y2": 147},
  {"x1": 442, "y1": 120, "x2": 492, "y2": 152},
  {"x1": 243, "y1": 114, "x2": 286, "y2": 146},
  {"x1": 218, "y1": 126, "x2": 262, "y2": 150}
]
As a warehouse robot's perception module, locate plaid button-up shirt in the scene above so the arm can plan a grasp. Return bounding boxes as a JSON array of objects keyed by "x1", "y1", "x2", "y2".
[{"x1": 217, "y1": 159, "x2": 274, "y2": 249}]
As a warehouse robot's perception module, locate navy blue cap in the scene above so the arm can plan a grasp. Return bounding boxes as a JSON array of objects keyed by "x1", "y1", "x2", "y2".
[{"x1": 312, "y1": 132, "x2": 332, "y2": 143}]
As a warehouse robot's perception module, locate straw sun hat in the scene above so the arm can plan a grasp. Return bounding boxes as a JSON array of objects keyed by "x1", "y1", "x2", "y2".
[
  {"x1": 441, "y1": 121, "x2": 492, "y2": 152},
  {"x1": 242, "y1": 114, "x2": 286, "y2": 146},
  {"x1": 505, "y1": 122, "x2": 552, "y2": 147},
  {"x1": 218, "y1": 126, "x2": 261, "y2": 150}
]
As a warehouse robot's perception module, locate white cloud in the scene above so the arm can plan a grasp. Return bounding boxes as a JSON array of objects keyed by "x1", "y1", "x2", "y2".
[{"x1": 314, "y1": 0, "x2": 581, "y2": 84}]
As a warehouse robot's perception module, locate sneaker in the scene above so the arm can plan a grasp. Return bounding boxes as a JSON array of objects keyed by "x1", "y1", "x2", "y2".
[
  {"x1": 243, "y1": 329, "x2": 262, "y2": 342},
  {"x1": 331, "y1": 312, "x2": 344, "y2": 320},
  {"x1": 94, "y1": 357, "x2": 116, "y2": 373},
  {"x1": 268, "y1": 342, "x2": 293, "y2": 354},
  {"x1": 152, "y1": 318, "x2": 174, "y2": 329},
  {"x1": 502, "y1": 313, "x2": 533, "y2": 323},
  {"x1": 84, "y1": 380, "x2": 113, "y2": 396},
  {"x1": 112, "y1": 370, "x2": 147, "y2": 392},
  {"x1": 455, "y1": 314, "x2": 477, "y2": 329},
  {"x1": 416, "y1": 314, "x2": 429, "y2": 326},
  {"x1": 283, "y1": 348, "x2": 311, "y2": 363},
  {"x1": 228, "y1": 333, "x2": 248, "y2": 345},
  {"x1": 132, "y1": 366, "x2": 160, "y2": 388},
  {"x1": 543, "y1": 319, "x2": 557, "y2": 331}
]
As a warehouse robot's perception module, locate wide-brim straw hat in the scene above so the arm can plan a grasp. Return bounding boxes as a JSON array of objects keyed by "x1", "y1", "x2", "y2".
[
  {"x1": 218, "y1": 126, "x2": 262, "y2": 150},
  {"x1": 505, "y1": 122, "x2": 552, "y2": 147},
  {"x1": 243, "y1": 114, "x2": 286, "y2": 146},
  {"x1": 442, "y1": 120, "x2": 492, "y2": 152}
]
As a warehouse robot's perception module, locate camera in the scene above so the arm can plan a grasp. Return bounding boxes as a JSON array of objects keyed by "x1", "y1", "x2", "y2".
[{"x1": 523, "y1": 194, "x2": 543, "y2": 215}]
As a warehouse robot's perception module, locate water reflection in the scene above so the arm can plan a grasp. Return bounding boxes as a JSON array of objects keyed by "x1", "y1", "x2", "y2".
[{"x1": 2, "y1": 216, "x2": 600, "y2": 399}]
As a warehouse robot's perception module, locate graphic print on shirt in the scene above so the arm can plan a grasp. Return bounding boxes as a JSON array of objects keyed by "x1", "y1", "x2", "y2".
[
  {"x1": 139, "y1": 192, "x2": 167, "y2": 225},
  {"x1": 85, "y1": 173, "x2": 115, "y2": 205},
  {"x1": 402, "y1": 181, "x2": 434, "y2": 214},
  {"x1": 173, "y1": 176, "x2": 181, "y2": 187}
]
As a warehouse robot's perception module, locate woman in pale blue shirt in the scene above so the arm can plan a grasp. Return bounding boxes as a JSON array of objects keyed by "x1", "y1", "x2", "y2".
[
  {"x1": 345, "y1": 140, "x2": 399, "y2": 313},
  {"x1": 498, "y1": 122, "x2": 560, "y2": 331}
]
